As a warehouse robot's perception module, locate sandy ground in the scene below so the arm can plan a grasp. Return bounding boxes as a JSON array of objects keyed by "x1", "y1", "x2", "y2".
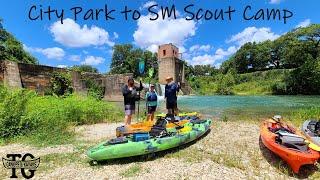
[{"x1": 0, "y1": 120, "x2": 319, "y2": 180}]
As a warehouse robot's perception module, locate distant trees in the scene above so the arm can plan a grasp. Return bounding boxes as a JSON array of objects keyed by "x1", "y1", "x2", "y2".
[
  {"x1": 223, "y1": 24, "x2": 320, "y2": 74},
  {"x1": 110, "y1": 44, "x2": 158, "y2": 77},
  {"x1": 70, "y1": 65, "x2": 98, "y2": 73},
  {"x1": 221, "y1": 24, "x2": 320, "y2": 95},
  {"x1": 0, "y1": 19, "x2": 37, "y2": 64},
  {"x1": 185, "y1": 64, "x2": 218, "y2": 78}
]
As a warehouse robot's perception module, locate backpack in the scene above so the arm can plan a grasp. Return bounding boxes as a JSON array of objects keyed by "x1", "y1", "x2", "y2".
[
  {"x1": 147, "y1": 92, "x2": 157, "y2": 102},
  {"x1": 149, "y1": 117, "x2": 167, "y2": 137}
]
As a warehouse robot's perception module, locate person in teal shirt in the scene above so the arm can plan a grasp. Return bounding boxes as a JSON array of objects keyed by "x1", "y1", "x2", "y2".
[{"x1": 145, "y1": 84, "x2": 158, "y2": 121}]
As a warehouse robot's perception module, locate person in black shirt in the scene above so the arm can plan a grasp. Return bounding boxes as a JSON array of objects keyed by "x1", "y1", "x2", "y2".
[
  {"x1": 122, "y1": 77, "x2": 143, "y2": 125},
  {"x1": 165, "y1": 76, "x2": 180, "y2": 116}
]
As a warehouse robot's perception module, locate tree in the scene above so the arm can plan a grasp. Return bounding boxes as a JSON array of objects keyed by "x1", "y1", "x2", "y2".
[
  {"x1": 220, "y1": 56, "x2": 236, "y2": 74},
  {"x1": 233, "y1": 42, "x2": 256, "y2": 73},
  {"x1": 285, "y1": 56, "x2": 320, "y2": 94},
  {"x1": 184, "y1": 63, "x2": 195, "y2": 79},
  {"x1": 0, "y1": 25, "x2": 37, "y2": 64},
  {"x1": 295, "y1": 24, "x2": 320, "y2": 59},
  {"x1": 281, "y1": 39, "x2": 312, "y2": 68},
  {"x1": 253, "y1": 41, "x2": 271, "y2": 70},
  {"x1": 192, "y1": 65, "x2": 217, "y2": 76},
  {"x1": 216, "y1": 72, "x2": 235, "y2": 95},
  {"x1": 110, "y1": 44, "x2": 158, "y2": 77},
  {"x1": 0, "y1": 17, "x2": 3, "y2": 29},
  {"x1": 110, "y1": 44, "x2": 134, "y2": 74},
  {"x1": 70, "y1": 65, "x2": 98, "y2": 73}
]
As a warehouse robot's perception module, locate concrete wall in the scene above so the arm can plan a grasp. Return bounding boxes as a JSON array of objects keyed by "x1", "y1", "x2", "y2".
[
  {"x1": 103, "y1": 73, "x2": 133, "y2": 101},
  {"x1": 3, "y1": 61, "x2": 22, "y2": 88},
  {"x1": 0, "y1": 60, "x2": 132, "y2": 101},
  {"x1": 18, "y1": 63, "x2": 66, "y2": 94}
]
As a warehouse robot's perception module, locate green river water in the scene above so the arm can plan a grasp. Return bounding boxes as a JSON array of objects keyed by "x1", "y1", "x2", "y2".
[{"x1": 152, "y1": 96, "x2": 320, "y2": 119}]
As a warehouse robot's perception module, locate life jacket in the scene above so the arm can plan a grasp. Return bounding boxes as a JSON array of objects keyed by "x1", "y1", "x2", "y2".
[{"x1": 147, "y1": 92, "x2": 157, "y2": 102}]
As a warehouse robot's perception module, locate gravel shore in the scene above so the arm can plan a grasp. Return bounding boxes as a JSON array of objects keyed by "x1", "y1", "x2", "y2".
[{"x1": 0, "y1": 120, "x2": 318, "y2": 179}]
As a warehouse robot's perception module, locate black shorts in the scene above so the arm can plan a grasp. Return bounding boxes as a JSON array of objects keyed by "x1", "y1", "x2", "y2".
[
  {"x1": 166, "y1": 101, "x2": 177, "y2": 110},
  {"x1": 148, "y1": 106, "x2": 157, "y2": 114}
]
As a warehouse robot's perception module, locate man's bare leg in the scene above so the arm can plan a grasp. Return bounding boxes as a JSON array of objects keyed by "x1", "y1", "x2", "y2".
[{"x1": 125, "y1": 115, "x2": 132, "y2": 125}]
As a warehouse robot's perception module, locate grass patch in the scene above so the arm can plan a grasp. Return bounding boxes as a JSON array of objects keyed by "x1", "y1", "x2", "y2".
[
  {"x1": 0, "y1": 86, "x2": 123, "y2": 146},
  {"x1": 165, "y1": 146, "x2": 246, "y2": 170},
  {"x1": 120, "y1": 164, "x2": 143, "y2": 178},
  {"x1": 289, "y1": 107, "x2": 320, "y2": 127},
  {"x1": 210, "y1": 153, "x2": 246, "y2": 170},
  {"x1": 37, "y1": 152, "x2": 86, "y2": 173},
  {"x1": 189, "y1": 69, "x2": 290, "y2": 95}
]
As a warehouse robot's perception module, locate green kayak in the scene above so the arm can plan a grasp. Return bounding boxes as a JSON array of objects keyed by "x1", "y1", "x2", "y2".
[{"x1": 87, "y1": 119, "x2": 212, "y2": 161}]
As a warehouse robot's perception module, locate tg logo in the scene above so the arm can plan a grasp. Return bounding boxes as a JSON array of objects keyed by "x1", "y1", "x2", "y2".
[{"x1": 2, "y1": 153, "x2": 40, "y2": 179}]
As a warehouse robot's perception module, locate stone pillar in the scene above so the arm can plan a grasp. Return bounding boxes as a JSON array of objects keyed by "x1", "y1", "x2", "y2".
[
  {"x1": 3, "y1": 61, "x2": 22, "y2": 88},
  {"x1": 181, "y1": 63, "x2": 185, "y2": 83},
  {"x1": 71, "y1": 71, "x2": 86, "y2": 94}
]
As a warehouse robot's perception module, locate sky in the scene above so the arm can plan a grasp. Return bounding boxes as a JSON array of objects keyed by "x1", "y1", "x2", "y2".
[{"x1": 0, "y1": 0, "x2": 319, "y2": 73}]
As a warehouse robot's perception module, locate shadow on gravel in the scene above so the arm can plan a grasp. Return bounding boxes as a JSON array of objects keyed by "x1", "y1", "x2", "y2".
[
  {"x1": 90, "y1": 129, "x2": 211, "y2": 166},
  {"x1": 259, "y1": 136, "x2": 318, "y2": 179}
]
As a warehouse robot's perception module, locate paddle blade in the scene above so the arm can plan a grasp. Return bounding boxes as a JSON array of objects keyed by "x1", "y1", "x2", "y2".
[{"x1": 305, "y1": 140, "x2": 320, "y2": 151}]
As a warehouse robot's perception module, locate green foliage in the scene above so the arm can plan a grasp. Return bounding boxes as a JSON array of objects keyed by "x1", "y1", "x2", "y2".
[
  {"x1": 110, "y1": 44, "x2": 158, "y2": 77},
  {"x1": 85, "y1": 79, "x2": 105, "y2": 100},
  {"x1": 221, "y1": 57, "x2": 236, "y2": 74},
  {"x1": 216, "y1": 73, "x2": 235, "y2": 95},
  {"x1": 193, "y1": 65, "x2": 218, "y2": 76},
  {"x1": 49, "y1": 72, "x2": 73, "y2": 96},
  {"x1": 225, "y1": 24, "x2": 320, "y2": 74},
  {"x1": 0, "y1": 87, "x2": 35, "y2": 138},
  {"x1": 0, "y1": 86, "x2": 123, "y2": 145},
  {"x1": 220, "y1": 24, "x2": 320, "y2": 95},
  {"x1": 188, "y1": 76, "x2": 217, "y2": 95},
  {"x1": 285, "y1": 57, "x2": 320, "y2": 95},
  {"x1": 70, "y1": 65, "x2": 98, "y2": 73},
  {"x1": 189, "y1": 69, "x2": 290, "y2": 95},
  {"x1": 291, "y1": 107, "x2": 320, "y2": 127},
  {"x1": 0, "y1": 26, "x2": 37, "y2": 64}
]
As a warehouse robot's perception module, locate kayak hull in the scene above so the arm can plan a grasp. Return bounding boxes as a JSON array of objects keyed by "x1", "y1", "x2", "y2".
[
  {"x1": 301, "y1": 120, "x2": 320, "y2": 146},
  {"x1": 87, "y1": 119, "x2": 211, "y2": 161},
  {"x1": 260, "y1": 119, "x2": 319, "y2": 173}
]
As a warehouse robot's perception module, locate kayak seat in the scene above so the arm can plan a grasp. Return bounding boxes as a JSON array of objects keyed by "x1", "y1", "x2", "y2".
[
  {"x1": 268, "y1": 127, "x2": 293, "y2": 134},
  {"x1": 307, "y1": 120, "x2": 320, "y2": 136},
  {"x1": 275, "y1": 134, "x2": 308, "y2": 152},
  {"x1": 150, "y1": 117, "x2": 168, "y2": 137},
  {"x1": 150, "y1": 126, "x2": 167, "y2": 137}
]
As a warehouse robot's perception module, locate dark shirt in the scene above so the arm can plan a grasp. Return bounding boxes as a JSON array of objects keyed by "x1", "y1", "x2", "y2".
[
  {"x1": 122, "y1": 81, "x2": 143, "y2": 105},
  {"x1": 165, "y1": 82, "x2": 180, "y2": 103}
]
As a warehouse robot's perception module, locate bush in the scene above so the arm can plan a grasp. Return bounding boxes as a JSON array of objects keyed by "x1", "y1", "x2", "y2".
[
  {"x1": 291, "y1": 107, "x2": 320, "y2": 126},
  {"x1": 48, "y1": 72, "x2": 73, "y2": 96},
  {"x1": 285, "y1": 57, "x2": 320, "y2": 95},
  {"x1": 85, "y1": 79, "x2": 105, "y2": 100},
  {"x1": 216, "y1": 73, "x2": 235, "y2": 95},
  {"x1": 0, "y1": 87, "x2": 35, "y2": 138},
  {"x1": 271, "y1": 81, "x2": 288, "y2": 95},
  {"x1": 0, "y1": 86, "x2": 123, "y2": 145}
]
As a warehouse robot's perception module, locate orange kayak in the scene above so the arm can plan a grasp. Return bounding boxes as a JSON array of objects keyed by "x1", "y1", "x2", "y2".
[
  {"x1": 260, "y1": 118, "x2": 319, "y2": 173},
  {"x1": 116, "y1": 112, "x2": 200, "y2": 137}
]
